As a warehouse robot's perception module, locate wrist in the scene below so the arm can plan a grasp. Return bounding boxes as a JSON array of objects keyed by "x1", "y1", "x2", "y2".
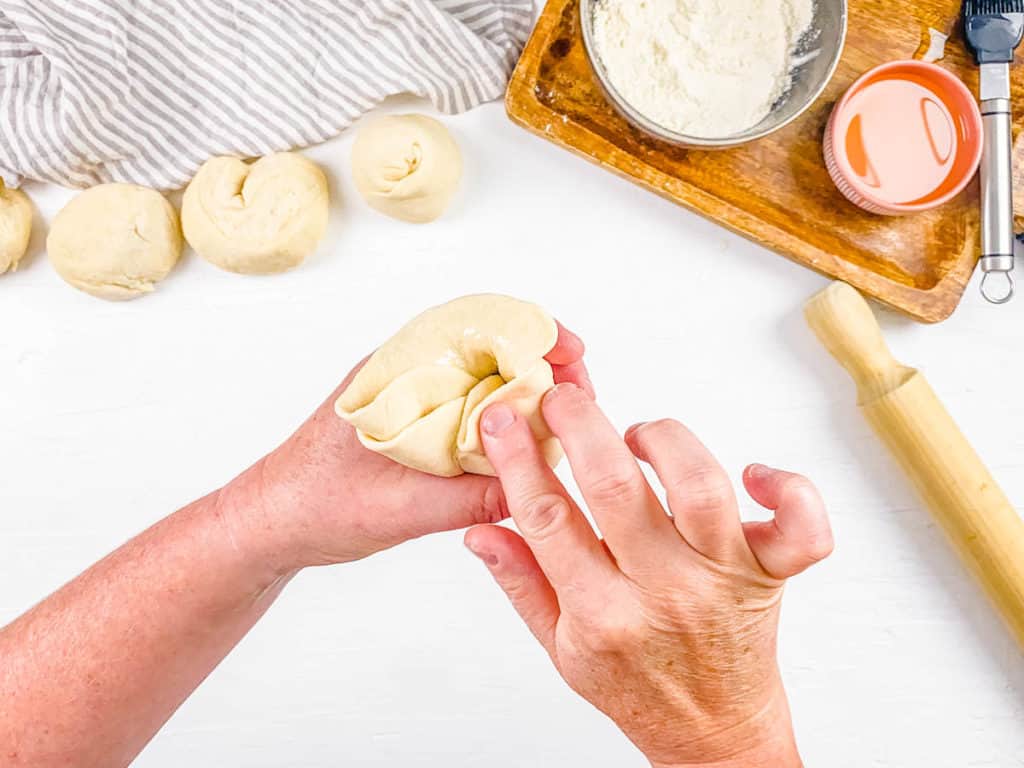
[
  {"x1": 651, "y1": 738, "x2": 800, "y2": 768},
  {"x1": 213, "y1": 458, "x2": 307, "y2": 580},
  {"x1": 647, "y1": 684, "x2": 800, "y2": 768}
]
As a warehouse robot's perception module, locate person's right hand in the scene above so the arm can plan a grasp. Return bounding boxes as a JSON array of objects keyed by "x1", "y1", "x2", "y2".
[{"x1": 464, "y1": 383, "x2": 832, "y2": 768}]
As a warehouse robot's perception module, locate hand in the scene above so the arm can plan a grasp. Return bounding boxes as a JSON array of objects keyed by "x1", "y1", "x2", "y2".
[
  {"x1": 464, "y1": 384, "x2": 832, "y2": 768},
  {"x1": 221, "y1": 323, "x2": 593, "y2": 575}
]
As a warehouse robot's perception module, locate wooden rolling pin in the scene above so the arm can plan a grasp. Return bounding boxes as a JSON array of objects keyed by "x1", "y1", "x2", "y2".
[{"x1": 805, "y1": 281, "x2": 1024, "y2": 645}]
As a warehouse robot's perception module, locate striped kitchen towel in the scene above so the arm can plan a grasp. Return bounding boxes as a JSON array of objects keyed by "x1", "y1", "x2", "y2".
[{"x1": 0, "y1": 0, "x2": 533, "y2": 190}]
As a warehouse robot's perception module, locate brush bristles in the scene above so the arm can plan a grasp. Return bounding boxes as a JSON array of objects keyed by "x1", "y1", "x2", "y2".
[{"x1": 964, "y1": 0, "x2": 1024, "y2": 14}]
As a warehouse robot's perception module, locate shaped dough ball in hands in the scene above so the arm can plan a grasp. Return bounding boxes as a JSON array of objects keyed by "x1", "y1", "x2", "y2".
[
  {"x1": 352, "y1": 114, "x2": 462, "y2": 223},
  {"x1": 0, "y1": 180, "x2": 32, "y2": 275},
  {"x1": 182, "y1": 153, "x2": 329, "y2": 274},
  {"x1": 336, "y1": 294, "x2": 562, "y2": 477},
  {"x1": 47, "y1": 184, "x2": 182, "y2": 300}
]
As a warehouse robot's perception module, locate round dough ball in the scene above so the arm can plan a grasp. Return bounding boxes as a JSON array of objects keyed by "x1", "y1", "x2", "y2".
[
  {"x1": 352, "y1": 114, "x2": 462, "y2": 223},
  {"x1": 47, "y1": 184, "x2": 182, "y2": 300},
  {"x1": 0, "y1": 180, "x2": 32, "y2": 275},
  {"x1": 336, "y1": 294, "x2": 561, "y2": 477},
  {"x1": 182, "y1": 153, "x2": 329, "y2": 275}
]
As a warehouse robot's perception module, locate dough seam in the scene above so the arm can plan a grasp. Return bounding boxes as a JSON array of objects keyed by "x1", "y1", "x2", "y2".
[{"x1": 336, "y1": 294, "x2": 562, "y2": 477}]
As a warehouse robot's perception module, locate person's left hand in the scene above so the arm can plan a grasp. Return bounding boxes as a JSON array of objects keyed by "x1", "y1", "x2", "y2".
[{"x1": 220, "y1": 322, "x2": 592, "y2": 575}]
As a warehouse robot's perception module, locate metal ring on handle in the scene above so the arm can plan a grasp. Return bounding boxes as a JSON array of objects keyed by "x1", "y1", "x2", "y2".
[{"x1": 981, "y1": 270, "x2": 1015, "y2": 304}]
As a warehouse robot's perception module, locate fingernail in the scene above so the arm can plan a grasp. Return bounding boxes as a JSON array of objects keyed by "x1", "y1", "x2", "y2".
[
  {"x1": 624, "y1": 422, "x2": 647, "y2": 440},
  {"x1": 746, "y1": 463, "x2": 773, "y2": 478},
  {"x1": 481, "y1": 404, "x2": 516, "y2": 436},
  {"x1": 465, "y1": 540, "x2": 498, "y2": 566},
  {"x1": 546, "y1": 382, "x2": 579, "y2": 402}
]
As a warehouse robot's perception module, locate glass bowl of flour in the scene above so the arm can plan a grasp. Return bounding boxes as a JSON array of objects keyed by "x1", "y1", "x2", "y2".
[{"x1": 581, "y1": 0, "x2": 847, "y2": 148}]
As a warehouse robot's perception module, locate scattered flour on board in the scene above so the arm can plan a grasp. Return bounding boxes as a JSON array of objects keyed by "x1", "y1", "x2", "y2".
[{"x1": 592, "y1": 0, "x2": 815, "y2": 138}]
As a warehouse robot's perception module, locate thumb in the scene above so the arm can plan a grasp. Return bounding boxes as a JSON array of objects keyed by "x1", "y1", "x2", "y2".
[
  {"x1": 464, "y1": 524, "x2": 560, "y2": 658},
  {"x1": 397, "y1": 472, "x2": 510, "y2": 538},
  {"x1": 741, "y1": 464, "x2": 833, "y2": 580}
]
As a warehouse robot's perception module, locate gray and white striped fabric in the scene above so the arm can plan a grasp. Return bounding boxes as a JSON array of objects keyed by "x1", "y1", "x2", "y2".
[{"x1": 0, "y1": 0, "x2": 532, "y2": 190}]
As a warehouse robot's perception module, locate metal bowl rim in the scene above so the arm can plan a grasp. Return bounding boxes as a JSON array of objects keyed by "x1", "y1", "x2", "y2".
[{"x1": 578, "y1": 0, "x2": 850, "y2": 149}]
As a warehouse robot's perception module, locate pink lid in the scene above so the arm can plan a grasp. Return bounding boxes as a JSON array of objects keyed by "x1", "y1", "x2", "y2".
[{"x1": 824, "y1": 60, "x2": 983, "y2": 215}]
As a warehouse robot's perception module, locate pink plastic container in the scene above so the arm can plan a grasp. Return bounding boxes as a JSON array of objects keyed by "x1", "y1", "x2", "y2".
[{"x1": 824, "y1": 60, "x2": 983, "y2": 216}]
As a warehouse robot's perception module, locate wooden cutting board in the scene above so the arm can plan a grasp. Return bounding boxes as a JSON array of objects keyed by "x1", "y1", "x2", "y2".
[{"x1": 506, "y1": 0, "x2": 1024, "y2": 322}]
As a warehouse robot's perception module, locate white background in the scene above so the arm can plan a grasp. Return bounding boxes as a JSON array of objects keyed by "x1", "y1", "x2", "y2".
[{"x1": 2, "y1": 94, "x2": 1023, "y2": 766}]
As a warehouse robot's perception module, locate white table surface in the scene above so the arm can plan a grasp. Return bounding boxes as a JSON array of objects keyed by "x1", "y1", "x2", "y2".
[{"x1": 2, "y1": 95, "x2": 1024, "y2": 767}]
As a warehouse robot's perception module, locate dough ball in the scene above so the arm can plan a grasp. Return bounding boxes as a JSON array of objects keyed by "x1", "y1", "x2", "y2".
[
  {"x1": 182, "y1": 153, "x2": 329, "y2": 275},
  {"x1": 47, "y1": 184, "x2": 182, "y2": 300},
  {"x1": 352, "y1": 114, "x2": 462, "y2": 223},
  {"x1": 0, "y1": 180, "x2": 32, "y2": 275},
  {"x1": 336, "y1": 294, "x2": 561, "y2": 477}
]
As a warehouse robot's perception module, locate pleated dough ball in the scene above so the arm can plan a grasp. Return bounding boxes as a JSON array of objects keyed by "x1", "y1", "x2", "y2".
[
  {"x1": 47, "y1": 184, "x2": 182, "y2": 300},
  {"x1": 352, "y1": 114, "x2": 462, "y2": 223},
  {"x1": 336, "y1": 294, "x2": 561, "y2": 477},
  {"x1": 182, "y1": 153, "x2": 329, "y2": 274},
  {"x1": 0, "y1": 180, "x2": 32, "y2": 275}
]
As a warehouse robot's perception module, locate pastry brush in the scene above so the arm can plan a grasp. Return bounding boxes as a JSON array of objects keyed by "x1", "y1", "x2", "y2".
[{"x1": 964, "y1": 0, "x2": 1024, "y2": 303}]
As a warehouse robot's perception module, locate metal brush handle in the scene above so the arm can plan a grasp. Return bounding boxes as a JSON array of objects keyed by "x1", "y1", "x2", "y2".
[{"x1": 980, "y1": 93, "x2": 1016, "y2": 304}]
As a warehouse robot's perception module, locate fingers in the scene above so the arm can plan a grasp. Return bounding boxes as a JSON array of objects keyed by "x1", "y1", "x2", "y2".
[
  {"x1": 550, "y1": 361, "x2": 594, "y2": 399},
  {"x1": 480, "y1": 403, "x2": 616, "y2": 597},
  {"x1": 741, "y1": 464, "x2": 833, "y2": 580},
  {"x1": 541, "y1": 385, "x2": 677, "y2": 564},
  {"x1": 625, "y1": 420, "x2": 743, "y2": 561},
  {"x1": 464, "y1": 525, "x2": 559, "y2": 656},
  {"x1": 546, "y1": 322, "x2": 595, "y2": 398},
  {"x1": 545, "y1": 321, "x2": 585, "y2": 365}
]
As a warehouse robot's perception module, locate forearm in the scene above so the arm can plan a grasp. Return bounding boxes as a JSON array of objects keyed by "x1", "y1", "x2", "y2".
[{"x1": 0, "y1": 464, "x2": 289, "y2": 768}]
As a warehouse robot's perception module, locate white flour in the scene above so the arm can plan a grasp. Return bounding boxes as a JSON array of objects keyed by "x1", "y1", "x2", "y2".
[{"x1": 592, "y1": 0, "x2": 814, "y2": 138}]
